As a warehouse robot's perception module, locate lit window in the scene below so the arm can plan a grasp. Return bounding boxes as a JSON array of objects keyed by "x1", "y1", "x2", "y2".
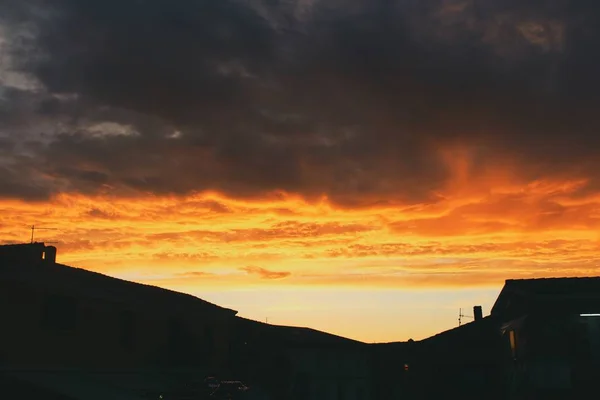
[{"x1": 509, "y1": 330, "x2": 517, "y2": 359}]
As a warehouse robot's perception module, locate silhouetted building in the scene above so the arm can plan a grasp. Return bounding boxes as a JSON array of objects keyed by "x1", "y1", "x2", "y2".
[
  {"x1": 0, "y1": 254, "x2": 238, "y2": 399},
  {"x1": 402, "y1": 311, "x2": 505, "y2": 400},
  {"x1": 493, "y1": 277, "x2": 600, "y2": 399},
  {"x1": 370, "y1": 340, "x2": 415, "y2": 400},
  {"x1": 230, "y1": 318, "x2": 372, "y2": 400},
  {"x1": 0, "y1": 242, "x2": 57, "y2": 265},
  {"x1": 377, "y1": 277, "x2": 600, "y2": 400}
]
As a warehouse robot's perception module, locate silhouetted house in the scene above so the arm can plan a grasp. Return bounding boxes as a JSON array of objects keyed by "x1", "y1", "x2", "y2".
[
  {"x1": 493, "y1": 277, "x2": 600, "y2": 399},
  {"x1": 0, "y1": 242, "x2": 57, "y2": 265},
  {"x1": 0, "y1": 251, "x2": 238, "y2": 399},
  {"x1": 374, "y1": 277, "x2": 600, "y2": 399},
  {"x1": 370, "y1": 340, "x2": 415, "y2": 400},
  {"x1": 399, "y1": 307, "x2": 505, "y2": 400},
  {"x1": 230, "y1": 318, "x2": 372, "y2": 400}
]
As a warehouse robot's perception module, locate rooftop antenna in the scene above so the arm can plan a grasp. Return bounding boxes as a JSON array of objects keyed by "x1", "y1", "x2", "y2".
[
  {"x1": 30, "y1": 225, "x2": 59, "y2": 244},
  {"x1": 458, "y1": 308, "x2": 473, "y2": 326}
]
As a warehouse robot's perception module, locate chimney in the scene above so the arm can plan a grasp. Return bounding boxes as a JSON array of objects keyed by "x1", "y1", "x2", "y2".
[
  {"x1": 43, "y1": 245, "x2": 57, "y2": 264},
  {"x1": 473, "y1": 306, "x2": 483, "y2": 321}
]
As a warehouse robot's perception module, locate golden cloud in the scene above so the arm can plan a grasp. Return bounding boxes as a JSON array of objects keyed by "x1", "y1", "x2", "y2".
[{"x1": 1, "y1": 168, "x2": 598, "y2": 291}]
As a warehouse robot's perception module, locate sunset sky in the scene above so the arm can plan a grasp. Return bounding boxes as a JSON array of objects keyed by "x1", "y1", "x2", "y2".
[{"x1": 1, "y1": 0, "x2": 599, "y2": 343}]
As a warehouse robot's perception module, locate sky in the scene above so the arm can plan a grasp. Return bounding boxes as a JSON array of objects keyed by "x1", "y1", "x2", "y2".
[{"x1": 0, "y1": 0, "x2": 599, "y2": 343}]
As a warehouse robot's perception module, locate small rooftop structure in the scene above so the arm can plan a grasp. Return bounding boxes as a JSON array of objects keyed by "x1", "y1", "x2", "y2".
[{"x1": 0, "y1": 242, "x2": 57, "y2": 265}]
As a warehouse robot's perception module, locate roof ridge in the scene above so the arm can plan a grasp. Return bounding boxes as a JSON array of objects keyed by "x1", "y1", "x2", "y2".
[
  {"x1": 3, "y1": 262, "x2": 237, "y2": 315},
  {"x1": 55, "y1": 263, "x2": 224, "y2": 305},
  {"x1": 507, "y1": 276, "x2": 600, "y2": 282}
]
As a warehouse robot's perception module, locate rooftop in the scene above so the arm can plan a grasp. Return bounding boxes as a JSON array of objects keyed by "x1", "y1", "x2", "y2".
[
  {"x1": 421, "y1": 315, "x2": 498, "y2": 343},
  {"x1": 504, "y1": 276, "x2": 600, "y2": 291},
  {"x1": 492, "y1": 276, "x2": 600, "y2": 315},
  {"x1": 0, "y1": 242, "x2": 47, "y2": 248},
  {"x1": 0, "y1": 261, "x2": 237, "y2": 317},
  {"x1": 235, "y1": 317, "x2": 365, "y2": 348}
]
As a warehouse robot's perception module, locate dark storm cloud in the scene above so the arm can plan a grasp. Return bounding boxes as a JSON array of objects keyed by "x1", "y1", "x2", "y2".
[{"x1": 0, "y1": 0, "x2": 599, "y2": 204}]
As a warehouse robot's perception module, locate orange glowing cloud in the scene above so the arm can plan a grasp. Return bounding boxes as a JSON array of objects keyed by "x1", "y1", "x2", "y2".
[
  {"x1": 1, "y1": 139, "x2": 599, "y2": 343},
  {"x1": 1, "y1": 158, "x2": 598, "y2": 293},
  {"x1": 2, "y1": 0, "x2": 600, "y2": 343}
]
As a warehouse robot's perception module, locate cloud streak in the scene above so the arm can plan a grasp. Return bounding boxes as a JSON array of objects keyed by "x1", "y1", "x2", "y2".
[
  {"x1": 0, "y1": 190, "x2": 598, "y2": 286},
  {"x1": 241, "y1": 266, "x2": 292, "y2": 280}
]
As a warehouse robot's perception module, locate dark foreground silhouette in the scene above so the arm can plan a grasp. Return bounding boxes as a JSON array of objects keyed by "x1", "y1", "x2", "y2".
[{"x1": 2, "y1": 243, "x2": 600, "y2": 399}]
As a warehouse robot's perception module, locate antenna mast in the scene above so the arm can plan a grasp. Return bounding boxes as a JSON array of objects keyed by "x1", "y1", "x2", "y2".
[
  {"x1": 30, "y1": 225, "x2": 59, "y2": 244},
  {"x1": 458, "y1": 308, "x2": 474, "y2": 326}
]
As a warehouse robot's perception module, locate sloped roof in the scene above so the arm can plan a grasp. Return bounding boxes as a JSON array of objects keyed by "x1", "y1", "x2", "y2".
[
  {"x1": 414, "y1": 316, "x2": 505, "y2": 365},
  {"x1": 503, "y1": 277, "x2": 600, "y2": 295},
  {"x1": 0, "y1": 242, "x2": 46, "y2": 249},
  {"x1": 270, "y1": 324, "x2": 364, "y2": 346},
  {"x1": 421, "y1": 315, "x2": 499, "y2": 344},
  {"x1": 491, "y1": 276, "x2": 600, "y2": 316},
  {"x1": 235, "y1": 317, "x2": 364, "y2": 348},
  {"x1": 0, "y1": 262, "x2": 237, "y2": 317}
]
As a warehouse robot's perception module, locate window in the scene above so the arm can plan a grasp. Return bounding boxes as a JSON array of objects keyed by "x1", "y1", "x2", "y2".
[
  {"x1": 509, "y1": 330, "x2": 517, "y2": 359},
  {"x1": 120, "y1": 310, "x2": 135, "y2": 350},
  {"x1": 41, "y1": 294, "x2": 77, "y2": 332}
]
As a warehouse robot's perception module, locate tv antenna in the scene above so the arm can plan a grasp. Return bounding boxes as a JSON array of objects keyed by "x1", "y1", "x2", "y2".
[
  {"x1": 30, "y1": 225, "x2": 59, "y2": 244},
  {"x1": 458, "y1": 308, "x2": 473, "y2": 326}
]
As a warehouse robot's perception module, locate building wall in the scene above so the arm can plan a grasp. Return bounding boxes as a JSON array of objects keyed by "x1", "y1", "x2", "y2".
[
  {"x1": 0, "y1": 243, "x2": 46, "y2": 266},
  {"x1": 502, "y1": 313, "x2": 600, "y2": 398},
  {"x1": 370, "y1": 344, "x2": 413, "y2": 400},
  {"x1": 582, "y1": 315, "x2": 600, "y2": 361},
  {"x1": 228, "y1": 322, "x2": 372, "y2": 400},
  {"x1": 404, "y1": 321, "x2": 506, "y2": 400},
  {"x1": 288, "y1": 347, "x2": 372, "y2": 400},
  {"x1": 0, "y1": 279, "x2": 233, "y2": 373}
]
